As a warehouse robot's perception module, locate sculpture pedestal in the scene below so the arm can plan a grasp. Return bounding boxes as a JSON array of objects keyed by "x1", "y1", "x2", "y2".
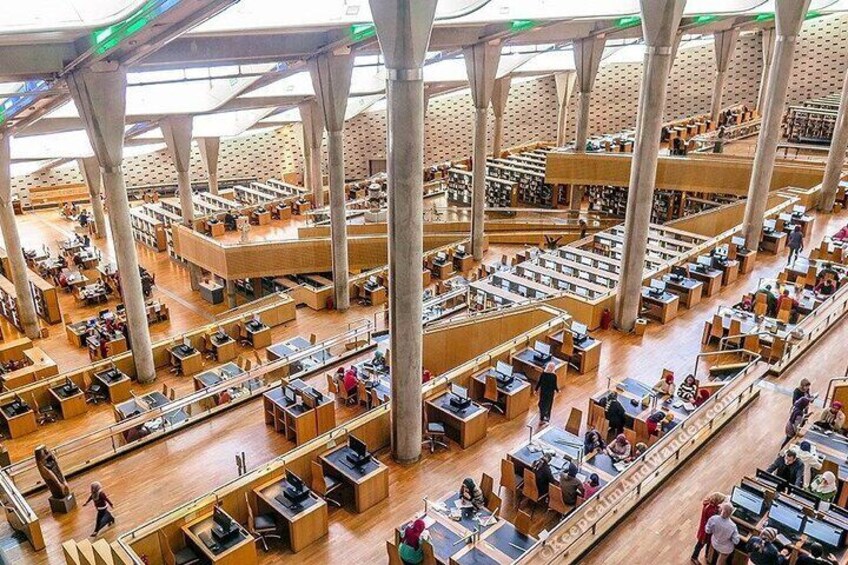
[
  {"x1": 364, "y1": 210, "x2": 387, "y2": 223},
  {"x1": 49, "y1": 494, "x2": 76, "y2": 514}
]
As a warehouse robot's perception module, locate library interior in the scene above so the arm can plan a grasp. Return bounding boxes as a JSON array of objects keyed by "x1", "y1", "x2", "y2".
[{"x1": 4, "y1": 1, "x2": 848, "y2": 564}]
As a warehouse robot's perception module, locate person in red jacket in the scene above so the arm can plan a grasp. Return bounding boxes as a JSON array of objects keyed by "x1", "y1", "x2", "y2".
[{"x1": 692, "y1": 492, "x2": 727, "y2": 563}]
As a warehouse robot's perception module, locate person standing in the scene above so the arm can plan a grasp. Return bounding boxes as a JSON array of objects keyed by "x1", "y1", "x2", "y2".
[
  {"x1": 792, "y1": 378, "x2": 814, "y2": 406},
  {"x1": 692, "y1": 492, "x2": 726, "y2": 564},
  {"x1": 787, "y1": 225, "x2": 804, "y2": 265},
  {"x1": 704, "y1": 502, "x2": 740, "y2": 565},
  {"x1": 533, "y1": 361, "x2": 559, "y2": 424},
  {"x1": 84, "y1": 482, "x2": 115, "y2": 538},
  {"x1": 783, "y1": 397, "x2": 810, "y2": 448},
  {"x1": 605, "y1": 391, "x2": 627, "y2": 440}
]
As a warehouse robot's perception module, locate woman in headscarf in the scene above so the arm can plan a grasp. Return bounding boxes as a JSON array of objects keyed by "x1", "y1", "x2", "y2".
[
  {"x1": 605, "y1": 434, "x2": 631, "y2": 462},
  {"x1": 459, "y1": 477, "x2": 485, "y2": 510},
  {"x1": 810, "y1": 471, "x2": 838, "y2": 503},
  {"x1": 745, "y1": 527, "x2": 786, "y2": 565},
  {"x1": 399, "y1": 518, "x2": 427, "y2": 564},
  {"x1": 782, "y1": 396, "x2": 811, "y2": 448},
  {"x1": 83, "y1": 481, "x2": 115, "y2": 538},
  {"x1": 815, "y1": 401, "x2": 846, "y2": 432},
  {"x1": 583, "y1": 426, "x2": 606, "y2": 454},
  {"x1": 796, "y1": 441, "x2": 822, "y2": 487},
  {"x1": 691, "y1": 492, "x2": 726, "y2": 564},
  {"x1": 582, "y1": 473, "x2": 601, "y2": 498},
  {"x1": 653, "y1": 372, "x2": 676, "y2": 396},
  {"x1": 533, "y1": 361, "x2": 560, "y2": 424}
]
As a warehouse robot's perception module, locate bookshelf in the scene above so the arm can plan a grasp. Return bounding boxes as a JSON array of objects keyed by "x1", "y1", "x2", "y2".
[
  {"x1": 129, "y1": 207, "x2": 168, "y2": 252},
  {"x1": 28, "y1": 272, "x2": 61, "y2": 324},
  {"x1": 446, "y1": 169, "x2": 518, "y2": 208}
]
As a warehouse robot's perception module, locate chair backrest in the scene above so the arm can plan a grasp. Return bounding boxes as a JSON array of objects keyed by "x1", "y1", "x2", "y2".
[
  {"x1": 770, "y1": 337, "x2": 788, "y2": 361},
  {"x1": 754, "y1": 301, "x2": 768, "y2": 317},
  {"x1": 326, "y1": 373, "x2": 339, "y2": 395},
  {"x1": 522, "y1": 468, "x2": 541, "y2": 502},
  {"x1": 370, "y1": 389, "x2": 381, "y2": 407},
  {"x1": 499, "y1": 458, "x2": 518, "y2": 493},
  {"x1": 777, "y1": 308, "x2": 791, "y2": 323},
  {"x1": 480, "y1": 473, "x2": 494, "y2": 501},
  {"x1": 728, "y1": 318, "x2": 741, "y2": 337},
  {"x1": 755, "y1": 293, "x2": 768, "y2": 305},
  {"x1": 244, "y1": 493, "x2": 257, "y2": 535},
  {"x1": 710, "y1": 315, "x2": 724, "y2": 339},
  {"x1": 742, "y1": 333, "x2": 760, "y2": 353},
  {"x1": 422, "y1": 540, "x2": 437, "y2": 565},
  {"x1": 311, "y1": 461, "x2": 328, "y2": 496},
  {"x1": 484, "y1": 375, "x2": 499, "y2": 403},
  {"x1": 337, "y1": 381, "x2": 351, "y2": 402},
  {"x1": 486, "y1": 492, "x2": 502, "y2": 514},
  {"x1": 561, "y1": 332, "x2": 574, "y2": 357},
  {"x1": 796, "y1": 276, "x2": 807, "y2": 290},
  {"x1": 777, "y1": 271, "x2": 788, "y2": 284},
  {"x1": 309, "y1": 333, "x2": 317, "y2": 345},
  {"x1": 357, "y1": 381, "x2": 367, "y2": 402},
  {"x1": 548, "y1": 484, "x2": 569, "y2": 516},
  {"x1": 514, "y1": 510, "x2": 532, "y2": 536},
  {"x1": 158, "y1": 530, "x2": 177, "y2": 565},
  {"x1": 565, "y1": 407, "x2": 583, "y2": 436},
  {"x1": 386, "y1": 540, "x2": 403, "y2": 565}
]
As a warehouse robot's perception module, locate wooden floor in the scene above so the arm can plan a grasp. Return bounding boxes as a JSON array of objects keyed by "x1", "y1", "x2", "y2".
[{"x1": 2, "y1": 204, "x2": 846, "y2": 565}]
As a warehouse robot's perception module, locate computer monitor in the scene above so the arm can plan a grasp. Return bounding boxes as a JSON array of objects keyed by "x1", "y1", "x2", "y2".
[
  {"x1": 764, "y1": 219, "x2": 777, "y2": 231},
  {"x1": 283, "y1": 386, "x2": 297, "y2": 404},
  {"x1": 768, "y1": 499, "x2": 806, "y2": 534},
  {"x1": 756, "y1": 468, "x2": 788, "y2": 491},
  {"x1": 436, "y1": 252, "x2": 447, "y2": 263},
  {"x1": 349, "y1": 435, "x2": 368, "y2": 458},
  {"x1": 731, "y1": 486, "x2": 765, "y2": 517},
  {"x1": 517, "y1": 285, "x2": 528, "y2": 297},
  {"x1": 572, "y1": 322, "x2": 588, "y2": 337},
  {"x1": 534, "y1": 341, "x2": 551, "y2": 356},
  {"x1": 252, "y1": 314, "x2": 261, "y2": 325},
  {"x1": 697, "y1": 256, "x2": 712, "y2": 268},
  {"x1": 496, "y1": 361, "x2": 513, "y2": 377},
  {"x1": 368, "y1": 276, "x2": 379, "y2": 287},
  {"x1": 778, "y1": 213, "x2": 792, "y2": 222},
  {"x1": 793, "y1": 205, "x2": 807, "y2": 215},
  {"x1": 457, "y1": 245, "x2": 466, "y2": 255},
  {"x1": 649, "y1": 280, "x2": 666, "y2": 293},
  {"x1": 804, "y1": 516, "x2": 844, "y2": 549},
  {"x1": 545, "y1": 260, "x2": 556, "y2": 270},
  {"x1": 212, "y1": 506, "x2": 234, "y2": 533},
  {"x1": 731, "y1": 236, "x2": 746, "y2": 248},
  {"x1": 183, "y1": 336, "x2": 192, "y2": 349},
  {"x1": 286, "y1": 470, "x2": 306, "y2": 493},
  {"x1": 788, "y1": 484, "x2": 820, "y2": 509},
  {"x1": 575, "y1": 286, "x2": 589, "y2": 297},
  {"x1": 450, "y1": 383, "x2": 468, "y2": 401},
  {"x1": 671, "y1": 266, "x2": 687, "y2": 278}
]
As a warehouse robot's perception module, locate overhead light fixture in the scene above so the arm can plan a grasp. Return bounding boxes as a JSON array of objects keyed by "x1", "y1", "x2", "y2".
[
  {"x1": 350, "y1": 23, "x2": 376, "y2": 41},
  {"x1": 615, "y1": 16, "x2": 641, "y2": 29},
  {"x1": 511, "y1": 20, "x2": 536, "y2": 32},
  {"x1": 693, "y1": 15, "x2": 718, "y2": 25},
  {"x1": 805, "y1": 10, "x2": 822, "y2": 20},
  {"x1": 754, "y1": 13, "x2": 775, "y2": 22}
]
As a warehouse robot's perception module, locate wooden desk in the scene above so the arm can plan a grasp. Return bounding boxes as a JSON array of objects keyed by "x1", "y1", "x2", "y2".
[
  {"x1": 761, "y1": 231, "x2": 788, "y2": 254},
  {"x1": 246, "y1": 323, "x2": 272, "y2": 349},
  {"x1": 209, "y1": 334, "x2": 237, "y2": 363},
  {"x1": 453, "y1": 254, "x2": 474, "y2": 273},
  {"x1": 0, "y1": 401, "x2": 37, "y2": 438},
  {"x1": 359, "y1": 284, "x2": 387, "y2": 306},
  {"x1": 546, "y1": 330, "x2": 602, "y2": 373},
  {"x1": 661, "y1": 275, "x2": 703, "y2": 309},
  {"x1": 431, "y1": 261, "x2": 454, "y2": 280},
  {"x1": 320, "y1": 445, "x2": 389, "y2": 513},
  {"x1": 263, "y1": 385, "x2": 336, "y2": 445},
  {"x1": 169, "y1": 345, "x2": 202, "y2": 376},
  {"x1": 470, "y1": 369, "x2": 531, "y2": 420},
  {"x1": 640, "y1": 288, "x2": 679, "y2": 324},
  {"x1": 686, "y1": 264, "x2": 723, "y2": 297},
  {"x1": 253, "y1": 210, "x2": 271, "y2": 225},
  {"x1": 715, "y1": 259, "x2": 740, "y2": 286},
  {"x1": 94, "y1": 369, "x2": 132, "y2": 404},
  {"x1": 208, "y1": 221, "x2": 225, "y2": 237},
  {"x1": 426, "y1": 391, "x2": 489, "y2": 448},
  {"x1": 510, "y1": 348, "x2": 567, "y2": 388},
  {"x1": 737, "y1": 249, "x2": 758, "y2": 274},
  {"x1": 254, "y1": 476, "x2": 328, "y2": 552},
  {"x1": 49, "y1": 383, "x2": 86, "y2": 419},
  {"x1": 182, "y1": 509, "x2": 257, "y2": 565}
]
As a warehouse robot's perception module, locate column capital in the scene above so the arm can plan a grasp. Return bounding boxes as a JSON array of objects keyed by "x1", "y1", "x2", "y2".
[
  {"x1": 369, "y1": 0, "x2": 437, "y2": 71},
  {"x1": 67, "y1": 66, "x2": 127, "y2": 169},
  {"x1": 775, "y1": 0, "x2": 812, "y2": 38},
  {"x1": 77, "y1": 156, "x2": 102, "y2": 190},
  {"x1": 554, "y1": 71, "x2": 577, "y2": 106},
  {"x1": 573, "y1": 35, "x2": 606, "y2": 94},
  {"x1": 308, "y1": 51, "x2": 354, "y2": 133},
  {"x1": 639, "y1": 0, "x2": 686, "y2": 49},
  {"x1": 464, "y1": 40, "x2": 502, "y2": 110},
  {"x1": 161, "y1": 115, "x2": 193, "y2": 174}
]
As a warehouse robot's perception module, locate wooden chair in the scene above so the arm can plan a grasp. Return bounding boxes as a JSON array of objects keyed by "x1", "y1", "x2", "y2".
[
  {"x1": 369, "y1": 389, "x2": 383, "y2": 407},
  {"x1": 777, "y1": 271, "x2": 788, "y2": 285},
  {"x1": 244, "y1": 493, "x2": 281, "y2": 551},
  {"x1": 422, "y1": 540, "x2": 437, "y2": 565},
  {"x1": 357, "y1": 381, "x2": 368, "y2": 407},
  {"x1": 514, "y1": 510, "x2": 532, "y2": 537},
  {"x1": 499, "y1": 458, "x2": 523, "y2": 499},
  {"x1": 481, "y1": 375, "x2": 504, "y2": 414},
  {"x1": 764, "y1": 336, "x2": 788, "y2": 362},
  {"x1": 310, "y1": 460, "x2": 342, "y2": 507},
  {"x1": 742, "y1": 333, "x2": 760, "y2": 354},
  {"x1": 726, "y1": 318, "x2": 742, "y2": 348},
  {"x1": 707, "y1": 315, "x2": 724, "y2": 344},
  {"x1": 565, "y1": 407, "x2": 583, "y2": 436},
  {"x1": 486, "y1": 492, "x2": 503, "y2": 515},
  {"x1": 561, "y1": 331, "x2": 575, "y2": 359},
  {"x1": 795, "y1": 276, "x2": 807, "y2": 290},
  {"x1": 547, "y1": 484, "x2": 573, "y2": 518},
  {"x1": 158, "y1": 530, "x2": 200, "y2": 565},
  {"x1": 480, "y1": 473, "x2": 494, "y2": 502},
  {"x1": 754, "y1": 299, "x2": 768, "y2": 318},
  {"x1": 777, "y1": 307, "x2": 791, "y2": 323},
  {"x1": 309, "y1": 333, "x2": 317, "y2": 345},
  {"x1": 326, "y1": 373, "x2": 340, "y2": 396},
  {"x1": 386, "y1": 540, "x2": 403, "y2": 565},
  {"x1": 521, "y1": 468, "x2": 547, "y2": 513}
]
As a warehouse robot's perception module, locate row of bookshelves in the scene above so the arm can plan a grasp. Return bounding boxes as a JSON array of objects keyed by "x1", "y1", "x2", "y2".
[{"x1": 445, "y1": 169, "x2": 518, "y2": 208}]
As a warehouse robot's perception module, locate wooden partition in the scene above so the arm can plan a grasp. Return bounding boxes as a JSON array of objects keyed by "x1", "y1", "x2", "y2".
[
  {"x1": 545, "y1": 152, "x2": 824, "y2": 195},
  {"x1": 666, "y1": 192, "x2": 791, "y2": 237}
]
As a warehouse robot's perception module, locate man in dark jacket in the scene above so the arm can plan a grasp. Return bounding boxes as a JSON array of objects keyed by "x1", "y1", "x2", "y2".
[
  {"x1": 558, "y1": 463, "x2": 585, "y2": 506},
  {"x1": 766, "y1": 449, "x2": 804, "y2": 487},
  {"x1": 605, "y1": 392, "x2": 626, "y2": 439}
]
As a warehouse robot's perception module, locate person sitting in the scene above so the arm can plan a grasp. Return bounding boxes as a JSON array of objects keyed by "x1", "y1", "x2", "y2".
[
  {"x1": 370, "y1": 350, "x2": 387, "y2": 371},
  {"x1": 694, "y1": 388, "x2": 711, "y2": 407},
  {"x1": 755, "y1": 285, "x2": 779, "y2": 317},
  {"x1": 833, "y1": 223, "x2": 848, "y2": 242},
  {"x1": 815, "y1": 277, "x2": 838, "y2": 297},
  {"x1": 459, "y1": 478, "x2": 485, "y2": 510},
  {"x1": 677, "y1": 374, "x2": 698, "y2": 402},
  {"x1": 766, "y1": 449, "x2": 804, "y2": 487},
  {"x1": 653, "y1": 372, "x2": 675, "y2": 397},
  {"x1": 776, "y1": 289, "x2": 798, "y2": 316},
  {"x1": 745, "y1": 527, "x2": 787, "y2": 565},
  {"x1": 739, "y1": 296, "x2": 754, "y2": 312},
  {"x1": 645, "y1": 411, "x2": 667, "y2": 436},
  {"x1": 421, "y1": 369, "x2": 432, "y2": 383},
  {"x1": 583, "y1": 427, "x2": 606, "y2": 454},
  {"x1": 627, "y1": 442, "x2": 648, "y2": 463},
  {"x1": 797, "y1": 542, "x2": 838, "y2": 565},
  {"x1": 531, "y1": 452, "x2": 557, "y2": 496},
  {"x1": 582, "y1": 473, "x2": 601, "y2": 499},
  {"x1": 398, "y1": 518, "x2": 427, "y2": 565},
  {"x1": 342, "y1": 367, "x2": 358, "y2": 397},
  {"x1": 815, "y1": 401, "x2": 845, "y2": 432},
  {"x1": 558, "y1": 463, "x2": 584, "y2": 506},
  {"x1": 606, "y1": 434, "x2": 631, "y2": 462},
  {"x1": 810, "y1": 471, "x2": 838, "y2": 503}
]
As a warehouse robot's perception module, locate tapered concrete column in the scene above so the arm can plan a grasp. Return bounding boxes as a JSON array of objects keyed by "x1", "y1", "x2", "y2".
[
  {"x1": 310, "y1": 52, "x2": 354, "y2": 311},
  {"x1": 162, "y1": 115, "x2": 200, "y2": 290},
  {"x1": 819, "y1": 68, "x2": 848, "y2": 212},
  {"x1": 370, "y1": 0, "x2": 437, "y2": 465},
  {"x1": 573, "y1": 35, "x2": 606, "y2": 152},
  {"x1": 614, "y1": 0, "x2": 686, "y2": 333},
  {"x1": 197, "y1": 137, "x2": 220, "y2": 195},
  {"x1": 464, "y1": 40, "x2": 501, "y2": 261},
  {"x1": 68, "y1": 64, "x2": 155, "y2": 383},
  {"x1": 554, "y1": 71, "x2": 577, "y2": 147},
  {"x1": 298, "y1": 100, "x2": 324, "y2": 206},
  {"x1": 742, "y1": 1, "x2": 810, "y2": 248},
  {"x1": 756, "y1": 27, "x2": 776, "y2": 114},
  {"x1": 491, "y1": 76, "x2": 511, "y2": 158},
  {"x1": 225, "y1": 279, "x2": 237, "y2": 308},
  {"x1": 710, "y1": 29, "x2": 740, "y2": 124},
  {"x1": 667, "y1": 31, "x2": 683, "y2": 79},
  {"x1": 77, "y1": 156, "x2": 108, "y2": 239},
  {"x1": 0, "y1": 135, "x2": 40, "y2": 339}
]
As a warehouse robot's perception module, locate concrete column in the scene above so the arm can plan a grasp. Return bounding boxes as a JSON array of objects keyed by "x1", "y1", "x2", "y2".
[
  {"x1": 554, "y1": 71, "x2": 577, "y2": 147},
  {"x1": 491, "y1": 76, "x2": 511, "y2": 158},
  {"x1": 464, "y1": 40, "x2": 501, "y2": 261},
  {"x1": 573, "y1": 35, "x2": 606, "y2": 152},
  {"x1": 710, "y1": 29, "x2": 740, "y2": 124},
  {"x1": 197, "y1": 137, "x2": 220, "y2": 195},
  {"x1": 819, "y1": 68, "x2": 848, "y2": 212},
  {"x1": 225, "y1": 279, "x2": 237, "y2": 308},
  {"x1": 614, "y1": 0, "x2": 686, "y2": 333},
  {"x1": 667, "y1": 31, "x2": 683, "y2": 79},
  {"x1": 309, "y1": 52, "x2": 354, "y2": 311},
  {"x1": 67, "y1": 64, "x2": 156, "y2": 383},
  {"x1": 756, "y1": 27, "x2": 776, "y2": 114},
  {"x1": 0, "y1": 134, "x2": 40, "y2": 339},
  {"x1": 298, "y1": 99, "x2": 324, "y2": 206},
  {"x1": 77, "y1": 156, "x2": 108, "y2": 239},
  {"x1": 162, "y1": 115, "x2": 201, "y2": 290},
  {"x1": 370, "y1": 0, "x2": 437, "y2": 465},
  {"x1": 742, "y1": 1, "x2": 811, "y2": 248}
]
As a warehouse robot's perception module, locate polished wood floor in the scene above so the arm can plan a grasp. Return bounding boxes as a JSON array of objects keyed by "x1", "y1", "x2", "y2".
[{"x1": 1, "y1": 204, "x2": 845, "y2": 565}]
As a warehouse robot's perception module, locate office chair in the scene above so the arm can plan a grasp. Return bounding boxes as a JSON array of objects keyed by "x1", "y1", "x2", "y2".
[
  {"x1": 422, "y1": 412, "x2": 448, "y2": 453},
  {"x1": 480, "y1": 473, "x2": 495, "y2": 502},
  {"x1": 310, "y1": 461, "x2": 343, "y2": 507},
  {"x1": 481, "y1": 375, "x2": 504, "y2": 415},
  {"x1": 158, "y1": 530, "x2": 200, "y2": 565},
  {"x1": 84, "y1": 377, "x2": 107, "y2": 405},
  {"x1": 387, "y1": 540, "x2": 403, "y2": 565},
  {"x1": 499, "y1": 458, "x2": 524, "y2": 499},
  {"x1": 244, "y1": 494, "x2": 281, "y2": 552},
  {"x1": 565, "y1": 407, "x2": 583, "y2": 436},
  {"x1": 31, "y1": 395, "x2": 58, "y2": 425}
]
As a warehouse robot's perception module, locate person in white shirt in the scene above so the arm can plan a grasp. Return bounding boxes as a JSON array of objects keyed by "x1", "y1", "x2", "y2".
[{"x1": 704, "y1": 502, "x2": 740, "y2": 565}]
